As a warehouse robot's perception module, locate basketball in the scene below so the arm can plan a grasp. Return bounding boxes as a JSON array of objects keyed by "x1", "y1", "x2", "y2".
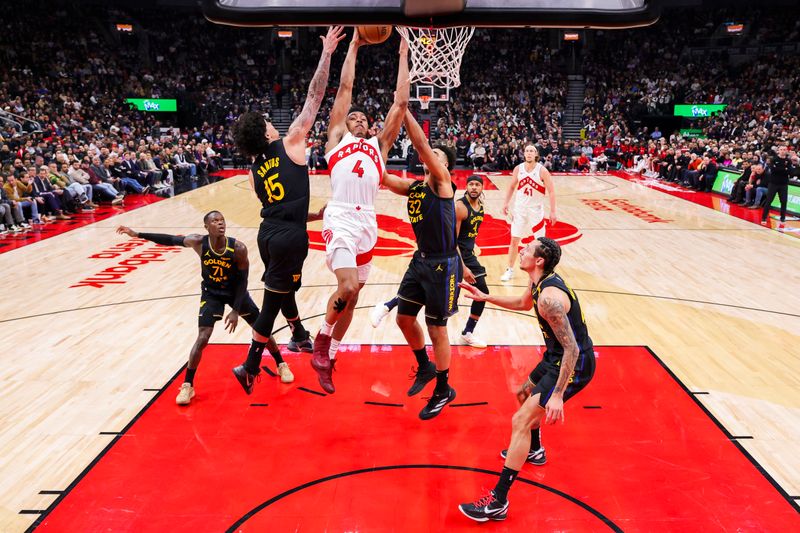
[{"x1": 358, "y1": 25, "x2": 392, "y2": 45}]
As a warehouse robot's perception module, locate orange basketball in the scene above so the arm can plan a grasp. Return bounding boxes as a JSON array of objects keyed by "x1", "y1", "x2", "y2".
[{"x1": 357, "y1": 25, "x2": 392, "y2": 45}]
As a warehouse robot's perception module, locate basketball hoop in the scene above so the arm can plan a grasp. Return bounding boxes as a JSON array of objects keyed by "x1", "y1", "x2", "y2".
[
  {"x1": 397, "y1": 26, "x2": 475, "y2": 89},
  {"x1": 419, "y1": 95, "x2": 431, "y2": 110}
]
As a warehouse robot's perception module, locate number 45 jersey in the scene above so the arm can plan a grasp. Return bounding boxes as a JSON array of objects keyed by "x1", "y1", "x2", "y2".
[
  {"x1": 320, "y1": 132, "x2": 384, "y2": 280},
  {"x1": 252, "y1": 139, "x2": 310, "y2": 227}
]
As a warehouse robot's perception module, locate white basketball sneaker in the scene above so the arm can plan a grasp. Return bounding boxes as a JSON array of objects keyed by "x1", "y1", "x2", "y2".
[
  {"x1": 500, "y1": 268, "x2": 514, "y2": 282},
  {"x1": 370, "y1": 302, "x2": 391, "y2": 328},
  {"x1": 461, "y1": 331, "x2": 487, "y2": 349}
]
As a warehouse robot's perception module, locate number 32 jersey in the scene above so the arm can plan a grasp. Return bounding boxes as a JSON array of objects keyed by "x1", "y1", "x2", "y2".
[
  {"x1": 325, "y1": 132, "x2": 384, "y2": 206},
  {"x1": 251, "y1": 139, "x2": 310, "y2": 227}
]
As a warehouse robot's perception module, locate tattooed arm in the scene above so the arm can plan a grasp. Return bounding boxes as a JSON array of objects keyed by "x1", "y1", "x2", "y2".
[
  {"x1": 284, "y1": 26, "x2": 345, "y2": 165},
  {"x1": 538, "y1": 286, "x2": 577, "y2": 424}
]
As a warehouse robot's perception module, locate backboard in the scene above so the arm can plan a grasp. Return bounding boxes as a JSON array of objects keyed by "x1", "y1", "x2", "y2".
[{"x1": 202, "y1": 0, "x2": 661, "y2": 29}]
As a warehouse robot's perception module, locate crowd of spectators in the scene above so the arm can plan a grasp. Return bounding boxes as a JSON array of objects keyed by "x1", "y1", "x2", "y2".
[{"x1": 2, "y1": 0, "x2": 800, "y2": 234}]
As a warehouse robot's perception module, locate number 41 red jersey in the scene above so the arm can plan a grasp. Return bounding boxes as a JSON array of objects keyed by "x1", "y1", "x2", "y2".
[{"x1": 325, "y1": 132, "x2": 384, "y2": 206}]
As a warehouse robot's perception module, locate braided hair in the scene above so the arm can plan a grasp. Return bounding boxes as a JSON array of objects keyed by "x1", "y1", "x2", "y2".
[{"x1": 536, "y1": 237, "x2": 562, "y2": 275}]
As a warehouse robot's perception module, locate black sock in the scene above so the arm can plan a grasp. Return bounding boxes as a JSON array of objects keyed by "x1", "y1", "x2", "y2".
[
  {"x1": 244, "y1": 340, "x2": 267, "y2": 374},
  {"x1": 435, "y1": 368, "x2": 449, "y2": 393},
  {"x1": 413, "y1": 347, "x2": 429, "y2": 367},
  {"x1": 386, "y1": 296, "x2": 399, "y2": 310},
  {"x1": 530, "y1": 428, "x2": 541, "y2": 451},
  {"x1": 494, "y1": 466, "x2": 519, "y2": 503},
  {"x1": 462, "y1": 317, "x2": 478, "y2": 335},
  {"x1": 184, "y1": 367, "x2": 197, "y2": 385},
  {"x1": 287, "y1": 317, "x2": 308, "y2": 341},
  {"x1": 268, "y1": 348, "x2": 284, "y2": 365}
]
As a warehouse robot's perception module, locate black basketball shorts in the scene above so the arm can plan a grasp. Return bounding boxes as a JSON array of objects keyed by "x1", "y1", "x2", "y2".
[
  {"x1": 397, "y1": 251, "x2": 462, "y2": 326},
  {"x1": 198, "y1": 290, "x2": 260, "y2": 328},
  {"x1": 528, "y1": 351, "x2": 596, "y2": 408},
  {"x1": 258, "y1": 221, "x2": 308, "y2": 293}
]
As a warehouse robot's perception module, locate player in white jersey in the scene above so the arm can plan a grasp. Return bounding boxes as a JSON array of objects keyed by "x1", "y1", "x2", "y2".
[
  {"x1": 310, "y1": 31, "x2": 409, "y2": 393},
  {"x1": 500, "y1": 144, "x2": 557, "y2": 282}
]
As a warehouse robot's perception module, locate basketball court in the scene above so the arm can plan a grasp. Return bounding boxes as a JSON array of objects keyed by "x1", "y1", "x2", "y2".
[
  {"x1": 3, "y1": 0, "x2": 800, "y2": 530},
  {"x1": 3, "y1": 168, "x2": 799, "y2": 531}
]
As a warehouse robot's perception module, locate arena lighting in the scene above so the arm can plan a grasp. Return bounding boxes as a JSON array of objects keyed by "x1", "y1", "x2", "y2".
[
  {"x1": 726, "y1": 23, "x2": 744, "y2": 34},
  {"x1": 277, "y1": 30, "x2": 294, "y2": 38},
  {"x1": 563, "y1": 32, "x2": 580, "y2": 41},
  {"x1": 115, "y1": 23, "x2": 133, "y2": 32}
]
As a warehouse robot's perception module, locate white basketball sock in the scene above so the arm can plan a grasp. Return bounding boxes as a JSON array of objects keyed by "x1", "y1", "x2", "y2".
[
  {"x1": 320, "y1": 321, "x2": 334, "y2": 336},
  {"x1": 329, "y1": 338, "x2": 341, "y2": 360}
]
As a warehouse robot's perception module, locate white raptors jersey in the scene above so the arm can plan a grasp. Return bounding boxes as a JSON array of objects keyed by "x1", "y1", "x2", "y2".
[
  {"x1": 325, "y1": 132, "x2": 385, "y2": 206},
  {"x1": 514, "y1": 162, "x2": 546, "y2": 209}
]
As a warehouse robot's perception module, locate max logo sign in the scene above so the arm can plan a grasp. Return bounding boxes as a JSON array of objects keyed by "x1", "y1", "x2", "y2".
[{"x1": 307, "y1": 213, "x2": 582, "y2": 257}]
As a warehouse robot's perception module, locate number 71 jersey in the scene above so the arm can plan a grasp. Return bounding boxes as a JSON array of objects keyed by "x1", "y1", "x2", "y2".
[{"x1": 325, "y1": 132, "x2": 384, "y2": 206}]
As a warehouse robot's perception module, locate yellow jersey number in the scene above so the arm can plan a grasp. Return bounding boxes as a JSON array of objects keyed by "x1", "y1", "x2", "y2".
[
  {"x1": 408, "y1": 199, "x2": 421, "y2": 216},
  {"x1": 263, "y1": 173, "x2": 285, "y2": 204}
]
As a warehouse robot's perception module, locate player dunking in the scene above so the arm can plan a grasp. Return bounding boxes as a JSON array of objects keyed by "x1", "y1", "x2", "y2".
[
  {"x1": 377, "y1": 109, "x2": 460, "y2": 419},
  {"x1": 310, "y1": 31, "x2": 409, "y2": 393},
  {"x1": 458, "y1": 238, "x2": 595, "y2": 521},
  {"x1": 500, "y1": 144, "x2": 557, "y2": 282},
  {"x1": 231, "y1": 26, "x2": 345, "y2": 394},
  {"x1": 116, "y1": 212, "x2": 290, "y2": 406}
]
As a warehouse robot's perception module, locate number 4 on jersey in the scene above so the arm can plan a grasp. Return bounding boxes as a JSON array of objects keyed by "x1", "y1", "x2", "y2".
[{"x1": 352, "y1": 160, "x2": 364, "y2": 178}]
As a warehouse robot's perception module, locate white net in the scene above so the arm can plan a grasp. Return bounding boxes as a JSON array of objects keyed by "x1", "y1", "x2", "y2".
[{"x1": 396, "y1": 26, "x2": 475, "y2": 89}]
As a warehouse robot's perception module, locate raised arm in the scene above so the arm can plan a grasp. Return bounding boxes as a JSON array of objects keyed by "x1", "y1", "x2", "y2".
[
  {"x1": 326, "y1": 30, "x2": 365, "y2": 152},
  {"x1": 538, "y1": 286, "x2": 578, "y2": 424},
  {"x1": 284, "y1": 26, "x2": 346, "y2": 163},
  {"x1": 541, "y1": 166, "x2": 557, "y2": 224},
  {"x1": 377, "y1": 38, "x2": 409, "y2": 160},
  {"x1": 403, "y1": 109, "x2": 451, "y2": 192}
]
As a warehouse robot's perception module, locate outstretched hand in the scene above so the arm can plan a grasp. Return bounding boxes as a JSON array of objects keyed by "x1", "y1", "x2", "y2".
[
  {"x1": 351, "y1": 26, "x2": 366, "y2": 47},
  {"x1": 320, "y1": 26, "x2": 346, "y2": 54},
  {"x1": 458, "y1": 281, "x2": 489, "y2": 301},
  {"x1": 116, "y1": 225, "x2": 137, "y2": 238}
]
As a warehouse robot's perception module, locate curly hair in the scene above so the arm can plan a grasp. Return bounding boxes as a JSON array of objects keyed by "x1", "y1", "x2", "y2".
[
  {"x1": 233, "y1": 112, "x2": 269, "y2": 158},
  {"x1": 433, "y1": 143, "x2": 457, "y2": 171},
  {"x1": 536, "y1": 237, "x2": 562, "y2": 274}
]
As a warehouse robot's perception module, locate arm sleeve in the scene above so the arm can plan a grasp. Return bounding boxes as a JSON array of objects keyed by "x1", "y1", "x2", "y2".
[
  {"x1": 232, "y1": 268, "x2": 249, "y2": 310},
  {"x1": 137, "y1": 233, "x2": 185, "y2": 246}
]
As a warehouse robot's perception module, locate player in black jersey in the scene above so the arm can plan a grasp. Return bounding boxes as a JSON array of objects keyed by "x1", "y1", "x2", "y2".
[
  {"x1": 369, "y1": 174, "x2": 489, "y2": 351},
  {"x1": 457, "y1": 237, "x2": 595, "y2": 522},
  {"x1": 230, "y1": 26, "x2": 345, "y2": 395},
  {"x1": 456, "y1": 175, "x2": 489, "y2": 348},
  {"x1": 379, "y1": 110, "x2": 460, "y2": 420},
  {"x1": 116, "y1": 211, "x2": 291, "y2": 406}
]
